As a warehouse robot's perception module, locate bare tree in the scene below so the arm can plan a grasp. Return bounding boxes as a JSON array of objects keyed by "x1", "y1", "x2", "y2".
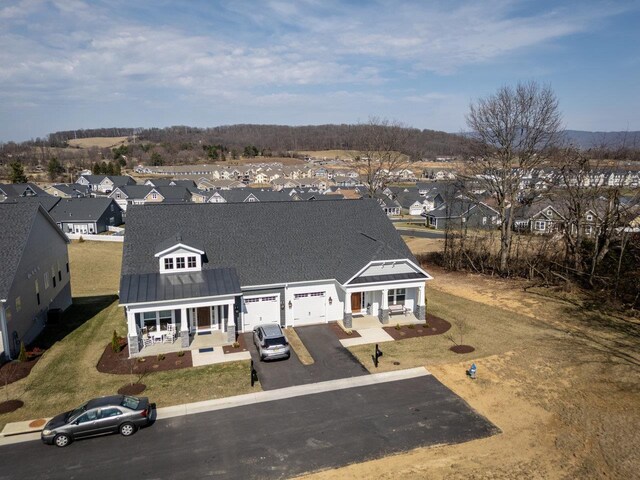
[
  {"x1": 350, "y1": 117, "x2": 412, "y2": 198},
  {"x1": 465, "y1": 81, "x2": 563, "y2": 273}
]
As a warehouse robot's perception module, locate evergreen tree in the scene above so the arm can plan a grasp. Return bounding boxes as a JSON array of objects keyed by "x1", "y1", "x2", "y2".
[
  {"x1": 47, "y1": 157, "x2": 65, "y2": 181},
  {"x1": 10, "y1": 162, "x2": 28, "y2": 183},
  {"x1": 92, "y1": 162, "x2": 101, "y2": 175}
]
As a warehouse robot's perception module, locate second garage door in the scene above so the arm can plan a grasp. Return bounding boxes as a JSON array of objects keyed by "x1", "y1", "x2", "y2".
[
  {"x1": 293, "y1": 291, "x2": 326, "y2": 326},
  {"x1": 243, "y1": 294, "x2": 281, "y2": 331}
]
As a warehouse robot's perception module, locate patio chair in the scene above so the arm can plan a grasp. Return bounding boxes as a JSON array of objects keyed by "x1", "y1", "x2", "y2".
[
  {"x1": 163, "y1": 332, "x2": 173, "y2": 343},
  {"x1": 142, "y1": 335, "x2": 153, "y2": 348}
]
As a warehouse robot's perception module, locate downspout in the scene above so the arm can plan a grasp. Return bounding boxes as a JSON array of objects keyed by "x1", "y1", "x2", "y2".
[{"x1": 0, "y1": 301, "x2": 10, "y2": 360}]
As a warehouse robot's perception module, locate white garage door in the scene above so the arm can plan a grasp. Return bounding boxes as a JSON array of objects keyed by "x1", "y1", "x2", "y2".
[
  {"x1": 293, "y1": 292, "x2": 326, "y2": 326},
  {"x1": 243, "y1": 295, "x2": 280, "y2": 331}
]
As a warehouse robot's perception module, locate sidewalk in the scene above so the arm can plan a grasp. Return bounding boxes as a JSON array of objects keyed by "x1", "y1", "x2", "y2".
[{"x1": 0, "y1": 367, "x2": 430, "y2": 445}]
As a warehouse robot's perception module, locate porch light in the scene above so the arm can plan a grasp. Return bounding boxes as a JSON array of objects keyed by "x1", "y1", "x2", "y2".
[
  {"x1": 288, "y1": 300, "x2": 292, "y2": 309},
  {"x1": 328, "y1": 296, "x2": 333, "y2": 305}
]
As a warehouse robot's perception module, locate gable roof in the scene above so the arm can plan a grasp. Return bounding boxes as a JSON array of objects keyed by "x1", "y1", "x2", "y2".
[
  {"x1": 49, "y1": 197, "x2": 121, "y2": 223},
  {"x1": 0, "y1": 202, "x2": 69, "y2": 300},
  {"x1": 121, "y1": 199, "x2": 417, "y2": 287},
  {"x1": 0, "y1": 183, "x2": 47, "y2": 197}
]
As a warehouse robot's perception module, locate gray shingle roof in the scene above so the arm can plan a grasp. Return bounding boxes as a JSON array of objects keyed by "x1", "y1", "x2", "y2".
[
  {"x1": 121, "y1": 199, "x2": 416, "y2": 288},
  {"x1": 49, "y1": 197, "x2": 120, "y2": 222}
]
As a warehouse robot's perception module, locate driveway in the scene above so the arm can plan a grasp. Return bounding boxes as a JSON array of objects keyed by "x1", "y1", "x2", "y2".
[{"x1": 244, "y1": 324, "x2": 368, "y2": 390}]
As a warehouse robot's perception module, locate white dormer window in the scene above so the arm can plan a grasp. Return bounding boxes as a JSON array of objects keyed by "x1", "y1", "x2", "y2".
[
  {"x1": 156, "y1": 241, "x2": 204, "y2": 273},
  {"x1": 586, "y1": 214, "x2": 593, "y2": 221}
]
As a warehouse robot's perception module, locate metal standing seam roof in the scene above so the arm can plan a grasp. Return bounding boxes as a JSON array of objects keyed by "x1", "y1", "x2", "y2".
[
  {"x1": 119, "y1": 267, "x2": 242, "y2": 304},
  {"x1": 120, "y1": 199, "x2": 418, "y2": 293}
]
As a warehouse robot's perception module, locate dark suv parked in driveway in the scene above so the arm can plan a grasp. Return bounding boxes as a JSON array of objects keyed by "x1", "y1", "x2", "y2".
[
  {"x1": 41, "y1": 395, "x2": 151, "y2": 447},
  {"x1": 253, "y1": 324, "x2": 290, "y2": 361}
]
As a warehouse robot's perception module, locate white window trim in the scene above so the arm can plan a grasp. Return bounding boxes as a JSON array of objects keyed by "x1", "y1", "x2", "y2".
[{"x1": 159, "y1": 253, "x2": 201, "y2": 273}]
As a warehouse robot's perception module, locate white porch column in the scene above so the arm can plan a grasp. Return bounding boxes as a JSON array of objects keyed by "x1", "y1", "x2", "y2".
[
  {"x1": 126, "y1": 309, "x2": 140, "y2": 355},
  {"x1": 180, "y1": 307, "x2": 189, "y2": 348},
  {"x1": 415, "y1": 284, "x2": 426, "y2": 321},
  {"x1": 226, "y1": 300, "x2": 236, "y2": 343},
  {"x1": 343, "y1": 291, "x2": 352, "y2": 329},
  {"x1": 379, "y1": 288, "x2": 389, "y2": 324}
]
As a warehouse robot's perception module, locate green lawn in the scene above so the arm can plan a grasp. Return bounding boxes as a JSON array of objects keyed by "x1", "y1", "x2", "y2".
[
  {"x1": 348, "y1": 288, "x2": 548, "y2": 373},
  {"x1": 0, "y1": 297, "x2": 256, "y2": 430}
]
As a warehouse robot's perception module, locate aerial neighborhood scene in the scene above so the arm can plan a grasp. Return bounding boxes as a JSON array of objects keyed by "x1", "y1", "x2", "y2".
[{"x1": 1, "y1": 1, "x2": 639, "y2": 479}]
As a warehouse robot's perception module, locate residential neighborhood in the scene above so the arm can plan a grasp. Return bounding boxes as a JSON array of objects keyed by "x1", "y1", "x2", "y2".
[{"x1": 1, "y1": 1, "x2": 639, "y2": 478}]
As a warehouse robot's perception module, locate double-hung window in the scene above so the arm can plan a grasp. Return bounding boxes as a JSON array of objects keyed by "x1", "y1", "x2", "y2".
[{"x1": 388, "y1": 288, "x2": 406, "y2": 305}]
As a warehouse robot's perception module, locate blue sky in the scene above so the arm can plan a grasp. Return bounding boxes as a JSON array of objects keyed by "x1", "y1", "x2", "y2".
[{"x1": 1, "y1": 0, "x2": 639, "y2": 142}]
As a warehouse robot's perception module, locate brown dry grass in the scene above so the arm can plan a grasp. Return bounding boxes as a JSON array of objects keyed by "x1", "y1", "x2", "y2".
[
  {"x1": 67, "y1": 136, "x2": 129, "y2": 149},
  {"x1": 68, "y1": 240, "x2": 123, "y2": 297},
  {"x1": 285, "y1": 328, "x2": 314, "y2": 365},
  {"x1": 301, "y1": 265, "x2": 640, "y2": 479}
]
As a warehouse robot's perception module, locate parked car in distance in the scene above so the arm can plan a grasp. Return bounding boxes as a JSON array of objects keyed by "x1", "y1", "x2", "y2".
[
  {"x1": 41, "y1": 395, "x2": 151, "y2": 447},
  {"x1": 253, "y1": 324, "x2": 290, "y2": 361}
]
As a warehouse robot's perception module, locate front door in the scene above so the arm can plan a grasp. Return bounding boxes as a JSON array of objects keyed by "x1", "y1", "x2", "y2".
[
  {"x1": 351, "y1": 292, "x2": 362, "y2": 313},
  {"x1": 196, "y1": 307, "x2": 211, "y2": 331}
]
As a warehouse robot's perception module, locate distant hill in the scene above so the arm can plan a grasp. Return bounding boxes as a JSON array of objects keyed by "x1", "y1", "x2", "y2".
[{"x1": 562, "y1": 130, "x2": 640, "y2": 150}]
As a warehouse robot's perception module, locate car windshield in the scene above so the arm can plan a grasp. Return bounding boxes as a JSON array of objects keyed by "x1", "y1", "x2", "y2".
[
  {"x1": 265, "y1": 337, "x2": 286, "y2": 348},
  {"x1": 66, "y1": 402, "x2": 88, "y2": 421},
  {"x1": 121, "y1": 396, "x2": 140, "y2": 410}
]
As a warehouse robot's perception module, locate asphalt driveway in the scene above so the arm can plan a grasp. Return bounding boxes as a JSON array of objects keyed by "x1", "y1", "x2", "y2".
[{"x1": 244, "y1": 324, "x2": 368, "y2": 390}]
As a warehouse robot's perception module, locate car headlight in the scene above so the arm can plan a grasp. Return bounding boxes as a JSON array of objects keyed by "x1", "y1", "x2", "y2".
[{"x1": 42, "y1": 429, "x2": 53, "y2": 435}]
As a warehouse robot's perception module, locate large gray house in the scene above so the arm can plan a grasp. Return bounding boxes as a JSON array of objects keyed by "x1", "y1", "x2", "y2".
[
  {"x1": 120, "y1": 199, "x2": 431, "y2": 356},
  {"x1": 49, "y1": 197, "x2": 124, "y2": 234},
  {"x1": 0, "y1": 202, "x2": 72, "y2": 360}
]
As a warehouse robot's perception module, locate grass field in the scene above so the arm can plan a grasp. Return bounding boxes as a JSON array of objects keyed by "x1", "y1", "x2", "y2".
[
  {"x1": 67, "y1": 136, "x2": 129, "y2": 149},
  {"x1": 68, "y1": 240, "x2": 123, "y2": 296}
]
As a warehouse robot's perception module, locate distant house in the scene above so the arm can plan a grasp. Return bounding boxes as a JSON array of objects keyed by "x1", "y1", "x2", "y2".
[
  {"x1": 424, "y1": 199, "x2": 500, "y2": 230},
  {"x1": 0, "y1": 202, "x2": 72, "y2": 360},
  {"x1": 513, "y1": 204, "x2": 566, "y2": 234},
  {"x1": 143, "y1": 179, "x2": 196, "y2": 188},
  {"x1": 76, "y1": 175, "x2": 136, "y2": 193},
  {"x1": 375, "y1": 194, "x2": 402, "y2": 216},
  {"x1": 206, "y1": 189, "x2": 291, "y2": 203},
  {"x1": 109, "y1": 185, "x2": 192, "y2": 211},
  {"x1": 45, "y1": 184, "x2": 90, "y2": 198},
  {"x1": 196, "y1": 178, "x2": 246, "y2": 191},
  {"x1": 0, "y1": 183, "x2": 47, "y2": 200},
  {"x1": 49, "y1": 197, "x2": 124, "y2": 234}
]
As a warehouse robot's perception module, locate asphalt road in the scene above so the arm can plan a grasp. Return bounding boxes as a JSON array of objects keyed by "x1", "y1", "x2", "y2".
[
  {"x1": 246, "y1": 325, "x2": 368, "y2": 390},
  {"x1": 0, "y1": 376, "x2": 499, "y2": 480}
]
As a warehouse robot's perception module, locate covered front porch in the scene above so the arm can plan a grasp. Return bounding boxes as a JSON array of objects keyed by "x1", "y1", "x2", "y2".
[
  {"x1": 342, "y1": 283, "x2": 427, "y2": 329},
  {"x1": 125, "y1": 296, "x2": 240, "y2": 357}
]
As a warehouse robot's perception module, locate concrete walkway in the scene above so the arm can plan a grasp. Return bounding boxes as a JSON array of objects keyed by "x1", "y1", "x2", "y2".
[
  {"x1": 0, "y1": 367, "x2": 430, "y2": 445},
  {"x1": 340, "y1": 327, "x2": 395, "y2": 347},
  {"x1": 191, "y1": 348, "x2": 251, "y2": 367}
]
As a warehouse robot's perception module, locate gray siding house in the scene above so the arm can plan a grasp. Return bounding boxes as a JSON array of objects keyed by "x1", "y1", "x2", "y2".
[
  {"x1": 0, "y1": 203, "x2": 72, "y2": 360},
  {"x1": 49, "y1": 197, "x2": 124, "y2": 234}
]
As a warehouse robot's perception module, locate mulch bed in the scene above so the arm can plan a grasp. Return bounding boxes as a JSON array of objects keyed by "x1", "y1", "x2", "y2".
[
  {"x1": 450, "y1": 345, "x2": 476, "y2": 354},
  {"x1": 0, "y1": 357, "x2": 40, "y2": 385},
  {"x1": 118, "y1": 383, "x2": 147, "y2": 395},
  {"x1": 96, "y1": 342, "x2": 193, "y2": 374},
  {"x1": 383, "y1": 315, "x2": 451, "y2": 340},
  {"x1": 222, "y1": 332, "x2": 249, "y2": 354},
  {"x1": 0, "y1": 400, "x2": 24, "y2": 414},
  {"x1": 328, "y1": 322, "x2": 362, "y2": 339}
]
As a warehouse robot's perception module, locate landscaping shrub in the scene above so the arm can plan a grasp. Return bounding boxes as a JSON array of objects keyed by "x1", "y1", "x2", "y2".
[
  {"x1": 177, "y1": 350, "x2": 185, "y2": 357},
  {"x1": 395, "y1": 323, "x2": 401, "y2": 330},
  {"x1": 78, "y1": 236, "x2": 85, "y2": 243},
  {"x1": 157, "y1": 354, "x2": 166, "y2": 361},
  {"x1": 232, "y1": 342, "x2": 240, "y2": 348},
  {"x1": 111, "y1": 330, "x2": 122, "y2": 353},
  {"x1": 408, "y1": 323, "x2": 415, "y2": 329},
  {"x1": 18, "y1": 342, "x2": 27, "y2": 362}
]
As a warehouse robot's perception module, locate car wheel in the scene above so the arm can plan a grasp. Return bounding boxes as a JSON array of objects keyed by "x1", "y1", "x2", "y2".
[
  {"x1": 119, "y1": 422, "x2": 137, "y2": 437},
  {"x1": 54, "y1": 433, "x2": 71, "y2": 448}
]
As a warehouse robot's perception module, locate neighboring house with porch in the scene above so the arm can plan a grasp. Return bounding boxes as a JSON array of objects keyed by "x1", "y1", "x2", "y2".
[
  {"x1": 49, "y1": 197, "x2": 124, "y2": 234},
  {"x1": 0, "y1": 202, "x2": 72, "y2": 360},
  {"x1": 513, "y1": 204, "x2": 566, "y2": 234},
  {"x1": 119, "y1": 200, "x2": 431, "y2": 356},
  {"x1": 424, "y1": 198, "x2": 500, "y2": 230}
]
